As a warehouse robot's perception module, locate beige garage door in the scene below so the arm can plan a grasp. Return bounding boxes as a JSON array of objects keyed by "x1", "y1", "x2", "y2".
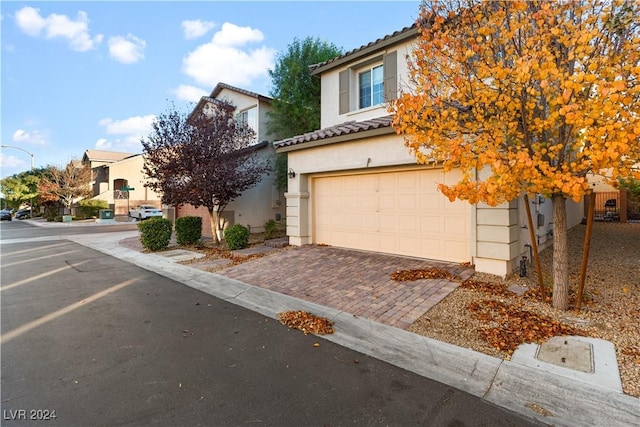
[{"x1": 313, "y1": 168, "x2": 470, "y2": 262}]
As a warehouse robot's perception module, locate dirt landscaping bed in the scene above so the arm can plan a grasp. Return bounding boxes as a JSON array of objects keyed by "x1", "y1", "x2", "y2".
[{"x1": 409, "y1": 222, "x2": 640, "y2": 398}]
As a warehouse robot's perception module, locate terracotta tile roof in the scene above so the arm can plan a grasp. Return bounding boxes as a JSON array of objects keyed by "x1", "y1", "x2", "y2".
[
  {"x1": 273, "y1": 116, "x2": 394, "y2": 150},
  {"x1": 309, "y1": 23, "x2": 418, "y2": 75}
]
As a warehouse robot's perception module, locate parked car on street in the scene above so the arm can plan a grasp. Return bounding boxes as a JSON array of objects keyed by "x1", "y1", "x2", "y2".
[
  {"x1": 0, "y1": 210, "x2": 12, "y2": 221},
  {"x1": 14, "y1": 209, "x2": 32, "y2": 220},
  {"x1": 128, "y1": 205, "x2": 162, "y2": 220}
]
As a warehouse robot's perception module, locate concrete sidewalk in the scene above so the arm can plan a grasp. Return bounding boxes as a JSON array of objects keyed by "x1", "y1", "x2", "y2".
[{"x1": 58, "y1": 230, "x2": 639, "y2": 426}]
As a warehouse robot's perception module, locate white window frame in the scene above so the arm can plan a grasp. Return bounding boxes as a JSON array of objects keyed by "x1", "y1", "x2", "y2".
[{"x1": 358, "y1": 64, "x2": 384, "y2": 109}]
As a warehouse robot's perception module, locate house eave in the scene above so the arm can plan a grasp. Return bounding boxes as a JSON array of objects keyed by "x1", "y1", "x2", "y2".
[
  {"x1": 310, "y1": 26, "x2": 419, "y2": 76},
  {"x1": 275, "y1": 126, "x2": 395, "y2": 154}
]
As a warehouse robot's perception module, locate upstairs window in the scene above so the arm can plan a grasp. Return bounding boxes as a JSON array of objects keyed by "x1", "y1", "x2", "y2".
[
  {"x1": 235, "y1": 107, "x2": 257, "y2": 131},
  {"x1": 358, "y1": 65, "x2": 384, "y2": 109},
  {"x1": 339, "y1": 51, "x2": 397, "y2": 115}
]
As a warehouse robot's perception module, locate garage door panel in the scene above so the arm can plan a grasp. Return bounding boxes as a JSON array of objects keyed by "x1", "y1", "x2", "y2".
[
  {"x1": 444, "y1": 216, "x2": 469, "y2": 236},
  {"x1": 361, "y1": 195, "x2": 378, "y2": 210},
  {"x1": 398, "y1": 193, "x2": 417, "y2": 209},
  {"x1": 398, "y1": 236, "x2": 420, "y2": 254},
  {"x1": 378, "y1": 194, "x2": 396, "y2": 210},
  {"x1": 421, "y1": 216, "x2": 444, "y2": 233},
  {"x1": 398, "y1": 215, "x2": 418, "y2": 232},
  {"x1": 313, "y1": 169, "x2": 470, "y2": 262},
  {"x1": 360, "y1": 214, "x2": 378, "y2": 230},
  {"x1": 379, "y1": 214, "x2": 397, "y2": 232},
  {"x1": 378, "y1": 173, "x2": 396, "y2": 190},
  {"x1": 397, "y1": 171, "x2": 418, "y2": 189}
]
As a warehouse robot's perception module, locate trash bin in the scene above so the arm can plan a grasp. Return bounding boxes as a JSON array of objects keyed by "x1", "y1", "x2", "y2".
[{"x1": 99, "y1": 209, "x2": 114, "y2": 220}]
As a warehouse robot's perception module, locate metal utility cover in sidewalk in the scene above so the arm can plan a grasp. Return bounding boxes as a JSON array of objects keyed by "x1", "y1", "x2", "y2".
[
  {"x1": 510, "y1": 335, "x2": 623, "y2": 393},
  {"x1": 536, "y1": 336, "x2": 593, "y2": 373}
]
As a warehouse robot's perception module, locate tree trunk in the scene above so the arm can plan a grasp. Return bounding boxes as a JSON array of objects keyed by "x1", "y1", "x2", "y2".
[
  {"x1": 552, "y1": 194, "x2": 570, "y2": 310},
  {"x1": 208, "y1": 208, "x2": 220, "y2": 244},
  {"x1": 523, "y1": 194, "x2": 545, "y2": 294},
  {"x1": 576, "y1": 192, "x2": 596, "y2": 309}
]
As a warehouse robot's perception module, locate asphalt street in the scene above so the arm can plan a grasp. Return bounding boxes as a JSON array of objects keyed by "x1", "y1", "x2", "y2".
[{"x1": 0, "y1": 221, "x2": 543, "y2": 426}]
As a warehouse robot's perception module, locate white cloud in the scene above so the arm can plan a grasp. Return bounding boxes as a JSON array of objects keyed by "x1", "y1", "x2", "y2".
[
  {"x1": 211, "y1": 22, "x2": 264, "y2": 47},
  {"x1": 0, "y1": 153, "x2": 26, "y2": 169},
  {"x1": 108, "y1": 34, "x2": 146, "y2": 64},
  {"x1": 12, "y1": 128, "x2": 48, "y2": 145},
  {"x1": 14, "y1": 6, "x2": 102, "y2": 52},
  {"x1": 98, "y1": 115, "x2": 155, "y2": 149},
  {"x1": 172, "y1": 84, "x2": 207, "y2": 102},
  {"x1": 14, "y1": 7, "x2": 46, "y2": 36},
  {"x1": 95, "y1": 138, "x2": 111, "y2": 148},
  {"x1": 182, "y1": 19, "x2": 216, "y2": 40},
  {"x1": 182, "y1": 22, "x2": 275, "y2": 88}
]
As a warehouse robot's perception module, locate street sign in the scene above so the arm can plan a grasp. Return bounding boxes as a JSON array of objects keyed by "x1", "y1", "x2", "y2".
[{"x1": 122, "y1": 186, "x2": 135, "y2": 191}]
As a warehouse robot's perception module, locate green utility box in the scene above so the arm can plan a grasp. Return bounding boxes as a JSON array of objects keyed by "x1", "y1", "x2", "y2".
[
  {"x1": 62, "y1": 215, "x2": 73, "y2": 222},
  {"x1": 99, "y1": 209, "x2": 114, "y2": 220}
]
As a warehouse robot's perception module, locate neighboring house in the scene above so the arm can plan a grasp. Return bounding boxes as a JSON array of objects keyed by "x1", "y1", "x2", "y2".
[
  {"x1": 176, "y1": 82, "x2": 284, "y2": 237},
  {"x1": 273, "y1": 24, "x2": 584, "y2": 277},
  {"x1": 82, "y1": 149, "x2": 162, "y2": 214}
]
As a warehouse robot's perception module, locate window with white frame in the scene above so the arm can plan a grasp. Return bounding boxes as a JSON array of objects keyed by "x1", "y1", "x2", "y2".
[
  {"x1": 235, "y1": 107, "x2": 257, "y2": 131},
  {"x1": 358, "y1": 64, "x2": 384, "y2": 109},
  {"x1": 338, "y1": 51, "x2": 397, "y2": 115}
]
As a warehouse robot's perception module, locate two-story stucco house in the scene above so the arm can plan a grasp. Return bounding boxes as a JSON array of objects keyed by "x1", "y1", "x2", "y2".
[
  {"x1": 83, "y1": 149, "x2": 162, "y2": 214},
  {"x1": 274, "y1": 24, "x2": 584, "y2": 277},
  {"x1": 177, "y1": 82, "x2": 284, "y2": 237}
]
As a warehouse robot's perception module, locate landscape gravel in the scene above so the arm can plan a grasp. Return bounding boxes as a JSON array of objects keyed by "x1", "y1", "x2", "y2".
[{"x1": 409, "y1": 222, "x2": 640, "y2": 398}]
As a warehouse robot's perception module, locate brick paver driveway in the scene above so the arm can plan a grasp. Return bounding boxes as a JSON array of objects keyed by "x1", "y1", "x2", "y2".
[{"x1": 214, "y1": 245, "x2": 475, "y2": 329}]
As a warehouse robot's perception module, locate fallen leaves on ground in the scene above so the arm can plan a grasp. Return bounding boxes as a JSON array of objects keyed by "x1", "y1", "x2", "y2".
[
  {"x1": 467, "y1": 299, "x2": 580, "y2": 354},
  {"x1": 277, "y1": 310, "x2": 335, "y2": 335},
  {"x1": 391, "y1": 268, "x2": 457, "y2": 282},
  {"x1": 194, "y1": 247, "x2": 265, "y2": 265},
  {"x1": 459, "y1": 279, "x2": 511, "y2": 296}
]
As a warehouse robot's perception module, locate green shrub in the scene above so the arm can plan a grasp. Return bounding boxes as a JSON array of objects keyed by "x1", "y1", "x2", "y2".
[
  {"x1": 77, "y1": 199, "x2": 109, "y2": 218},
  {"x1": 264, "y1": 219, "x2": 278, "y2": 240},
  {"x1": 224, "y1": 224, "x2": 250, "y2": 250},
  {"x1": 175, "y1": 216, "x2": 202, "y2": 245},
  {"x1": 138, "y1": 217, "x2": 173, "y2": 251}
]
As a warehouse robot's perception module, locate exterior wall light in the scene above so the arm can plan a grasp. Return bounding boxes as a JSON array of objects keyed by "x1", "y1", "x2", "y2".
[{"x1": 288, "y1": 168, "x2": 296, "y2": 179}]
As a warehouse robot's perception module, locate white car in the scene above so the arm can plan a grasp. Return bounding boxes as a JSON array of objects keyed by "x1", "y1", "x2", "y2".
[{"x1": 129, "y1": 205, "x2": 162, "y2": 220}]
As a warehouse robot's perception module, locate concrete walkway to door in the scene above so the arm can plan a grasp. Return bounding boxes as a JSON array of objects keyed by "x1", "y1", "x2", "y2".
[{"x1": 212, "y1": 245, "x2": 475, "y2": 330}]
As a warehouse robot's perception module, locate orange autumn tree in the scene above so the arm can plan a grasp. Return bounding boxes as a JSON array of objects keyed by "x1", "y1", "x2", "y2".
[{"x1": 391, "y1": 0, "x2": 640, "y2": 310}]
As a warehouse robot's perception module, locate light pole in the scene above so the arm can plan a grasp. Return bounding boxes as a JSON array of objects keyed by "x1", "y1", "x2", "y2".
[{"x1": 1, "y1": 145, "x2": 35, "y2": 218}]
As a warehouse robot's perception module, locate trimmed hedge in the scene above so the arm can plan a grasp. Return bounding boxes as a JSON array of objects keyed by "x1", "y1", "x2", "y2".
[
  {"x1": 176, "y1": 216, "x2": 202, "y2": 245},
  {"x1": 77, "y1": 199, "x2": 108, "y2": 218},
  {"x1": 138, "y1": 217, "x2": 173, "y2": 251},
  {"x1": 224, "y1": 224, "x2": 250, "y2": 250}
]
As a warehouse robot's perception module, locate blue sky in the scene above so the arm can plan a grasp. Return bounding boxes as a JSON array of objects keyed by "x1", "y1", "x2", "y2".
[{"x1": 1, "y1": 1, "x2": 421, "y2": 179}]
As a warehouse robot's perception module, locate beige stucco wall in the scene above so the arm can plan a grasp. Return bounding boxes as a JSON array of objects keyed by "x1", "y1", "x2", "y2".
[
  {"x1": 320, "y1": 38, "x2": 415, "y2": 128},
  {"x1": 208, "y1": 88, "x2": 271, "y2": 141},
  {"x1": 226, "y1": 146, "x2": 284, "y2": 231},
  {"x1": 91, "y1": 155, "x2": 161, "y2": 205}
]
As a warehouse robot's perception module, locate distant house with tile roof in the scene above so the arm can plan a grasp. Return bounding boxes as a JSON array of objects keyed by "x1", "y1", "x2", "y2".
[{"x1": 82, "y1": 149, "x2": 162, "y2": 213}]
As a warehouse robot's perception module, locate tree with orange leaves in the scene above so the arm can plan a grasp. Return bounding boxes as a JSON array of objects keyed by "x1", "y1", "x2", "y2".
[{"x1": 391, "y1": 0, "x2": 640, "y2": 309}]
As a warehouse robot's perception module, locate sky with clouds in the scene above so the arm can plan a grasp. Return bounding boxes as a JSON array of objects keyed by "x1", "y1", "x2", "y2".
[{"x1": 1, "y1": 1, "x2": 421, "y2": 179}]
